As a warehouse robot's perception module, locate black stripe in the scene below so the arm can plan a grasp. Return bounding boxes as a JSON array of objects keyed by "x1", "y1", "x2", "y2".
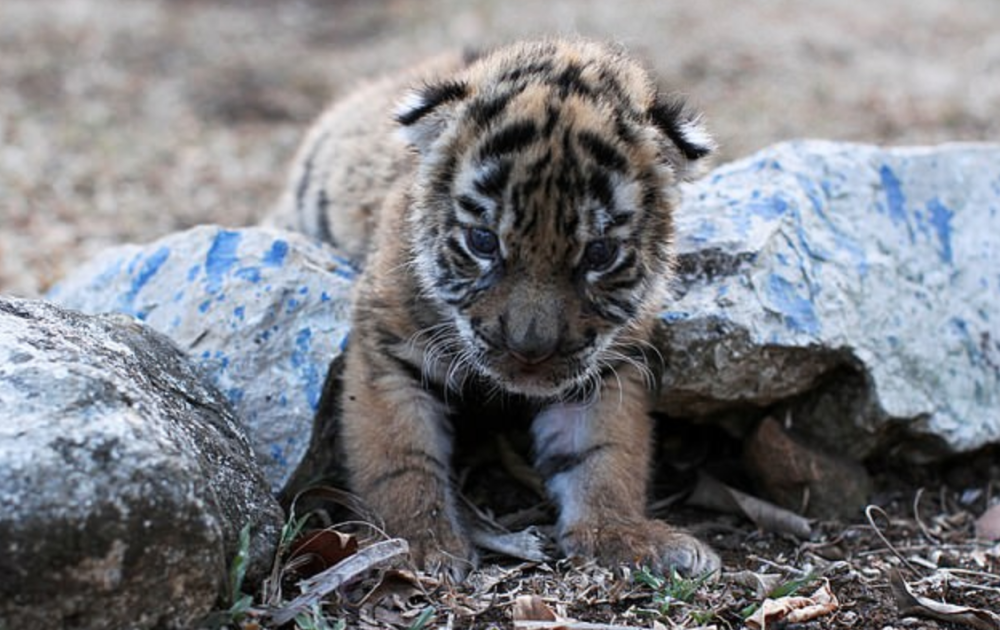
[
  {"x1": 609, "y1": 211, "x2": 633, "y2": 227},
  {"x1": 555, "y1": 63, "x2": 594, "y2": 98},
  {"x1": 543, "y1": 102, "x2": 561, "y2": 137},
  {"x1": 614, "y1": 112, "x2": 639, "y2": 145},
  {"x1": 500, "y1": 60, "x2": 555, "y2": 84},
  {"x1": 469, "y1": 90, "x2": 517, "y2": 128},
  {"x1": 604, "y1": 297, "x2": 638, "y2": 320},
  {"x1": 596, "y1": 67, "x2": 635, "y2": 116},
  {"x1": 604, "y1": 274, "x2": 642, "y2": 293},
  {"x1": 368, "y1": 461, "x2": 445, "y2": 490},
  {"x1": 456, "y1": 194, "x2": 488, "y2": 217},
  {"x1": 648, "y1": 98, "x2": 712, "y2": 161},
  {"x1": 444, "y1": 234, "x2": 476, "y2": 267},
  {"x1": 587, "y1": 169, "x2": 615, "y2": 209},
  {"x1": 536, "y1": 444, "x2": 609, "y2": 479},
  {"x1": 294, "y1": 131, "x2": 331, "y2": 224},
  {"x1": 316, "y1": 189, "x2": 334, "y2": 245},
  {"x1": 559, "y1": 197, "x2": 579, "y2": 237},
  {"x1": 395, "y1": 80, "x2": 469, "y2": 126},
  {"x1": 384, "y1": 352, "x2": 431, "y2": 390},
  {"x1": 430, "y1": 154, "x2": 458, "y2": 199},
  {"x1": 477, "y1": 120, "x2": 539, "y2": 160},
  {"x1": 578, "y1": 131, "x2": 628, "y2": 173},
  {"x1": 434, "y1": 252, "x2": 452, "y2": 277},
  {"x1": 375, "y1": 326, "x2": 404, "y2": 347},
  {"x1": 640, "y1": 172, "x2": 661, "y2": 212},
  {"x1": 607, "y1": 250, "x2": 638, "y2": 276},
  {"x1": 474, "y1": 160, "x2": 512, "y2": 199},
  {"x1": 511, "y1": 183, "x2": 538, "y2": 233}
]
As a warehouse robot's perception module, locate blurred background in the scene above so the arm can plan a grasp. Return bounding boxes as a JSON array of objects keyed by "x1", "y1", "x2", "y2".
[{"x1": 1, "y1": 0, "x2": 997, "y2": 296}]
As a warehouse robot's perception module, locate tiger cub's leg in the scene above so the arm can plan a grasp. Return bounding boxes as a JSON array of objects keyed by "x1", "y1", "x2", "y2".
[
  {"x1": 339, "y1": 342, "x2": 476, "y2": 580},
  {"x1": 531, "y1": 366, "x2": 720, "y2": 577}
]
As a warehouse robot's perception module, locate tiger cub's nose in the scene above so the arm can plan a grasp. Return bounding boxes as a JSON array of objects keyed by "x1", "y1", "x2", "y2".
[{"x1": 506, "y1": 316, "x2": 558, "y2": 366}]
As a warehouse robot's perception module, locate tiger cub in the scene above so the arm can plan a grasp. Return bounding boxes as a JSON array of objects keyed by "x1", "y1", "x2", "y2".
[{"x1": 268, "y1": 39, "x2": 720, "y2": 579}]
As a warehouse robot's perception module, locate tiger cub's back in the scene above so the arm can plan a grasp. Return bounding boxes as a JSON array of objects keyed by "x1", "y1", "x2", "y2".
[{"x1": 265, "y1": 51, "x2": 468, "y2": 264}]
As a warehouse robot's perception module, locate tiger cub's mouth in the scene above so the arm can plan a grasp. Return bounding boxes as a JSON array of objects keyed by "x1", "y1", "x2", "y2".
[{"x1": 473, "y1": 337, "x2": 601, "y2": 400}]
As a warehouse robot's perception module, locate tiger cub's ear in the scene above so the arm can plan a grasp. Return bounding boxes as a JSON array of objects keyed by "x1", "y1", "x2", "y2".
[
  {"x1": 648, "y1": 95, "x2": 715, "y2": 181},
  {"x1": 394, "y1": 79, "x2": 470, "y2": 154}
]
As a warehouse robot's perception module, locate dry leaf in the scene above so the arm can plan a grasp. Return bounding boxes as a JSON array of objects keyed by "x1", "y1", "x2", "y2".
[
  {"x1": 512, "y1": 596, "x2": 654, "y2": 629},
  {"x1": 688, "y1": 472, "x2": 812, "y2": 538},
  {"x1": 728, "y1": 571, "x2": 784, "y2": 599},
  {"x1": 888, "y1": 568, "x2": 1000, "y2": 630},
  {"x1": 746, "y1": 580, "x2": 839, "y2": 629},
  {"x1": 355, "y1": 568, "x2": 427, "y2": 608},
  {"x1": 288, "y1": 528, "x2": 359, "y2": 577},
  {"x1": 358, "y1": 570, "x2": 430, "y2": 629},
  {"x1": 975, "y1": 503, "x2": 1000, "y2": 541},
  {"x1": 513, "y1": 595, "x2": 558, "y2": 622}
]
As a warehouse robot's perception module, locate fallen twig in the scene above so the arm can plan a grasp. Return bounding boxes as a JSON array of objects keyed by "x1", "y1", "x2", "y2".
[
  {"x1": 865, "y1": 505, "x2": 921, "y2": 576},
  {"x1": 912, "y1": 488, "x2": 941, "y2": 544},
  {"x1": 267, "y1": 538, "x2": 409, "y2": 626}
]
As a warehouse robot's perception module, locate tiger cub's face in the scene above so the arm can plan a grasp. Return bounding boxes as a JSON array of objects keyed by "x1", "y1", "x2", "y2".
[{"x1": 397, "y1": 41, "x2": 713, "y2": 399}]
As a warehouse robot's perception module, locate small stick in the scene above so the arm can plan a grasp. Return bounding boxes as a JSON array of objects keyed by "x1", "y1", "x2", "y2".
[
  {"x1": 267, "y1": 538, "x2": 409, "y2": 626},
  {"x1": 865, "y1": 505, "x2": 920, "y2": 576},
  {"x1": 912, "y1": 488, "x2": 940, "y2": 545}
]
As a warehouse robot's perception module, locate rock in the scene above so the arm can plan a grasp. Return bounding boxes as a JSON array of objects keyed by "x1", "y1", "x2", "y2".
[
  {"x1": 659, "y1": 140, "x2": 1000, "y2": 460},
  {"x1": 49, "y1": 225, "x2": 356, "y2": 494},
  {"x1": 49, "y1": 143, "x2": 1000, "y2": 468},
  {"x1": 0, "y1": 296, "x2": 284, "y2": 629}
]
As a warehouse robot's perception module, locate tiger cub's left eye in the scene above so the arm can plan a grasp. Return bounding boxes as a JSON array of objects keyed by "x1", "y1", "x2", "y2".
[
  {"x1": 466, "y1": 227, "x2": 499, "y2": 258},
  {"x1": 583, "y1": 238, "x2": 618, "y2": 271}
]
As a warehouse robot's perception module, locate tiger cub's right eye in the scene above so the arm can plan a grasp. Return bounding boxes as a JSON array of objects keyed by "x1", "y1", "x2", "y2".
[{"x1": 465, "y1": 227, "x2": 499, "y2": 258}]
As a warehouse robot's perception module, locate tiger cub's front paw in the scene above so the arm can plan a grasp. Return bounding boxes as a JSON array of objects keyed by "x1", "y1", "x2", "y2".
[
  {"x1": 561, "y1": 518, "x2": 720, "y2": 578},
  {"x1": 402, "y1": 522, "x2": 478, "y2": 582}
]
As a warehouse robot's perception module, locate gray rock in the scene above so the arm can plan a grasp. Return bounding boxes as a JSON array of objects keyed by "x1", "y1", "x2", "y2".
[
  {"x1": 0, "y1": 296, "x2": 284, "y2": 629},
  {"x1": 49, "y1": 225, "x2": 355, "y2": 494},
  {"x1": 659, "y1": 140, "x2": 1000, "y2": 459}
]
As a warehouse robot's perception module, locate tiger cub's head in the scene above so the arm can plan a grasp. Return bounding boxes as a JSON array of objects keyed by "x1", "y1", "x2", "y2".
[{"x1": 396, "y1": 40, "x2": 713, "y2": 399}]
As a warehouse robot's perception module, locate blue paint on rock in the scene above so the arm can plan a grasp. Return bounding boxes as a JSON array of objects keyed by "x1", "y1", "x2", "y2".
[
  {"x1": 226, "y1": 388, "x2": 245, "y2": 405},
  {"x1": 878, "y1": 165, "x2": 918, "y2": 243},
  {"x1": 765, "y1": 274, "x2": 819, "y2": 336},
  {"x1": 269, "y1": 444, "x2": 288, "y2": 468},
  {"x1": 235, "y1": 266, "x2": 262, "y2": 283},
  {"x1": 879, "y1": 165, "x2": 907, "y2": 226},
  {"x1": 292, "y1": 328, "x2": 322, "y2": 411},
  {"x1": 119, "y1": 246, "x2": 170, "y2": 316},
  {"x1": 688, "y1": 218, "x2": 717, "y2": 244},
  {"x1": 89, "y1": 257, "x2": 124, "y2": 292},
  {"x1": 926, "y1": 198, "x2": 954, "y2": 263},
  {"x1": 205, "y1": 230, "x2": 241, "y2": 293},
  {"x1": 263, "y1": 239, "x2": 289, "y2": 267},
  {"x1": 331, "y1": 264, "x2": 357, "y2": 281},
  {"x1": 661, "y1": 311, "x2": 691, "y2": 323}
]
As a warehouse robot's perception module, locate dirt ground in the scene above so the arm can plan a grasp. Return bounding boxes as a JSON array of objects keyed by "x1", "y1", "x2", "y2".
[{"x1": 2, "y1": 1, "x2": 998, "y2": 628}]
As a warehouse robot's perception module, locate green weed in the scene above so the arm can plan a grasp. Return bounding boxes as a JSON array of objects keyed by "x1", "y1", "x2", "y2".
[{"x1": 634, "y1": 566, "x2": 715, "y2": 616}]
